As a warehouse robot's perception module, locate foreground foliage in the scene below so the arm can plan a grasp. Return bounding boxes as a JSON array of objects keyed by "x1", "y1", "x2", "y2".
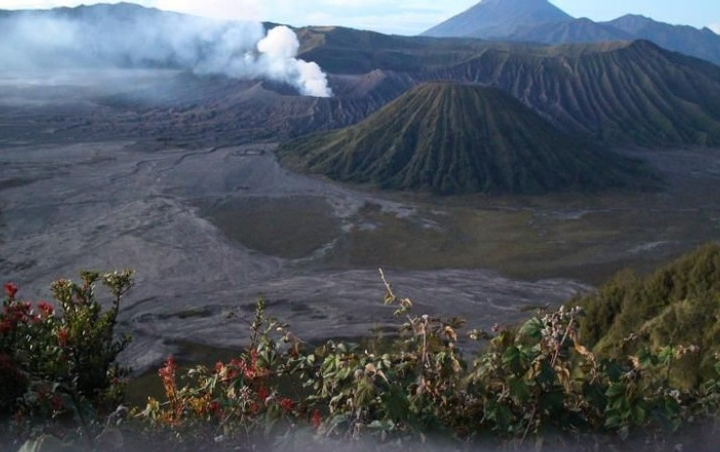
[
  {"x1": 0, "y1": 271, "x2": 133, "y2": 451},
  {"x1": 4, "y1": 247, "x2": 720, "y2": 451},
  {"x1": 132, "y1": 271, "x2": 720, "y2": 451},
  {"x1": 575, "y1": 243, "x2": 720, "y2": 387}
]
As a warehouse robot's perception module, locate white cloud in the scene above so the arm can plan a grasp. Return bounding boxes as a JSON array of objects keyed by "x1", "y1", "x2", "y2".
[
  {"x1": 709, "y1": 23, "x2": 720, "y2": 34},
  {"x1": 257, "y1": 0, "x2": 467, "y2": 34},
  {"x1": 154, "y1": 0, "x2": 261, "y2": 21},
  {"x1": 0, "y1": 4, "x2": 334, "y2": 96},
  {"x1": 0, "y1": 0, "x2": 152, "y2": 8},
  {"x1": 302, "y1": 10, "x2": 452, "y2": 35},
  {"x1": 0, "y1": 0, "x2": 478, "y2": 35},
  {"x1": 2, "y1": 0, "x2": 263, "y2": 21}
]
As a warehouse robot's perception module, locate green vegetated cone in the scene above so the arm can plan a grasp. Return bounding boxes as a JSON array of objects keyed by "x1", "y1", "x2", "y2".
[{"x1": 279, "y1": 82, "x2": 657, "y2": 195}]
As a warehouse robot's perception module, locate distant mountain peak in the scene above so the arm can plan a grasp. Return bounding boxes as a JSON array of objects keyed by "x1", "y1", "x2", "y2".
[
  {"x1": 55, "y1": 2, "x2": 153, "y2": 13},
  {"x1": 480, "y1": 0, "x2": 557, "y2": 5},
  {"x1": 421, "y1": 1, "x2": 720, "y2": 67},
  {"x1": 422, "y1": 0, "x2": 573, "y2": 39},
  {"x1": 607, "y1": 14, "x2": 657, "y2": 29},
  {"x1": 615, "y1": 13, "x2": 652, "y2": 20}
]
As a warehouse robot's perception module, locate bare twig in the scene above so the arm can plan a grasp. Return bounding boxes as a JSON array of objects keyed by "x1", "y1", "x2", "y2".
[{"x1": 379, "y1": 268, "x2": 395, "y2": 300}]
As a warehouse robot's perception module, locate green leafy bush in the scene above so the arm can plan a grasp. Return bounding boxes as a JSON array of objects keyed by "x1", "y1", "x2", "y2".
[
  {"x1": 0, "y1": 271, "x2": 133, "y2": 451},
  {"x1": 134, "y1": 300, "x2": 307, "y2": 450},
  {"x1": 6, "y1": 253, "x2": 720, "y2": 451},
  {"x1": 574, "y1": 243, "x2": 720, "y2": 386},
  {"x1": 134, "y1": 269, "x2": 720, "y2": 451}
]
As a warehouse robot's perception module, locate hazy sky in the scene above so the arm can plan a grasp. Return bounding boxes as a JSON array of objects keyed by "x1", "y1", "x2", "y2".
[{"x1": 2, "y1": 0, "x2": 719, "y2": 35}]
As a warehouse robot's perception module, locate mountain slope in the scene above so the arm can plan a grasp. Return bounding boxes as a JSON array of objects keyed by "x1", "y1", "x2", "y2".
[
  {"x1": 511, "y1": 17, "x2": 633, "y2": 44},
  {"x1": 6, "y1": 3, "x2": 720, "y2": 151},
  {"x1": 604, "y1": 15, "x2": 720, "y2": 66},
  {"x1": 278, "y1": 83, "x2": 653, "y2": 195},
  {"x1": 426, "y1": 40, "x2": 720, "y2": 146},
  {"x1": 105, "y1": 38, "x2": 720, "y2": 149},
  {"x1": 297, "y1": 28, "x2": 720, "y2": 149},
  {"x1": 423, "y1": 0, "x2": 572, "y2": 39},
  {"x1": 93, "y1": 74, "x2": 402, "y2": 143},
  {"x1": 297, "y1": 26, "x2": 492, "y2": 74},
  {"x1": 420, "y1": 0, "x2": 720, "y2": 67},
  {"x1": 576, "y1": 243, "x2": 720, "y2": 386}
]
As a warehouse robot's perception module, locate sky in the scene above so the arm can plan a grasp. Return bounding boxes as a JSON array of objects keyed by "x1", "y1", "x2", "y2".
[{"x1": 1, "y1": 0, "x2": 719, "y2": 36}]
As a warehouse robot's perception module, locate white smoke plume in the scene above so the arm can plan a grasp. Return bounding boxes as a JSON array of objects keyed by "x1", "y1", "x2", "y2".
[
  {"x1": 256, "y1": 26, "x2": 332, "y2": 98},
  {"x1": 0, "y1": 4, "x2": 333, "y2": 97}
]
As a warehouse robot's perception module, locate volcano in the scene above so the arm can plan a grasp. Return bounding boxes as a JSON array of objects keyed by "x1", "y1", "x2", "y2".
[
  {"x1": 422, "y1": 0, "x2": 572, "y2": 39},
  {"x1": 278, "y1": 83, "x2": 655, "y2": 195}
]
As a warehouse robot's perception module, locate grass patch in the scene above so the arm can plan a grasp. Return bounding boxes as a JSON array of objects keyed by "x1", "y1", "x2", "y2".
[
  {"x1": 328, "y1": 191, "x2": 720, "y2": 285},
  {"x1": 203, "y1": 196, "x2": 341, "y2": 259}
]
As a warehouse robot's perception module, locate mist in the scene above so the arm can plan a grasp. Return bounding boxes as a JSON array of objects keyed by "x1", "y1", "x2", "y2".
[{"x1": 0, "y1": 4, "x2": 332, "y2": 97}]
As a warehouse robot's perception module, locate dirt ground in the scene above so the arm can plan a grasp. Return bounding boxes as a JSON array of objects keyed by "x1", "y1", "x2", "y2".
[
  {"x1": 0, "y1": 139, "x2": 589, "y2": 372},
  {"x1": 2, "y1": 70, "x2": 719, "y2": 373}
]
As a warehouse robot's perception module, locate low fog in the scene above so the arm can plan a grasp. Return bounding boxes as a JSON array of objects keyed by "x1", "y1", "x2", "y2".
[{"x1": 0, "y1": 4, "x2": 332, "y2": 97}]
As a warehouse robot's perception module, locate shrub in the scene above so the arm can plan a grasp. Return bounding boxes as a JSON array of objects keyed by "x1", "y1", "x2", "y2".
[
  {"x1": 0, "y1": 270, "x2": 133, "y2": 451},
  {"x1": 7, "y1": 263, "x2": 720, "y2": 451},
  {"x1": 135, "y1": 300, "x2": 309, "y2": 451},
  {"x1": 575, "y1": 243, "x2": 720, "y2": 386},
  {"x1": 136, "y1": 269, "x2": 720, "y2": 451}
]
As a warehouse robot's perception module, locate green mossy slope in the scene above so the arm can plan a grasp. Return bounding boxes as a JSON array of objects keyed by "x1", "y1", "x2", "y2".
[
  {"x1": 279, "y1": 82, "x2": 656, "y2": 195},
  {"x1": 576, "y1": 243, "x2": 720, "y2": 387},
  {"x1": 431, "y1": 40, "x2": 720, "y2": 146}
]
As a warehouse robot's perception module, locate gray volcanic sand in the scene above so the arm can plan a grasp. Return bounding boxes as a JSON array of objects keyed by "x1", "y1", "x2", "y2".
[
  {"x1": 3, "y1": 70, "x2": 720, "y2": 374},
  {"x1": 0, "y1": 140, "x2": 587, "y2": 372}
]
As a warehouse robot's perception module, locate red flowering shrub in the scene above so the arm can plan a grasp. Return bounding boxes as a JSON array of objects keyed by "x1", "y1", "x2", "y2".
[
  {"x1": 3, "y1": 283, "x2": 18, "y2": 299},
  {"x1": 0, "y1": 270, "x2": 133, "y2": 450},
  {"x1": 310, "y1": 409, "x2": 322, "y2": 429},
  {"x1": 8, "y1": 267, "x2": 720, "y2": 451},
  {"x1": 138, "y1": 301, "x2": 308, "y2": 449},
  {"x1": 135, "y1": 272, "x2": 720, "y2": 452}
]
